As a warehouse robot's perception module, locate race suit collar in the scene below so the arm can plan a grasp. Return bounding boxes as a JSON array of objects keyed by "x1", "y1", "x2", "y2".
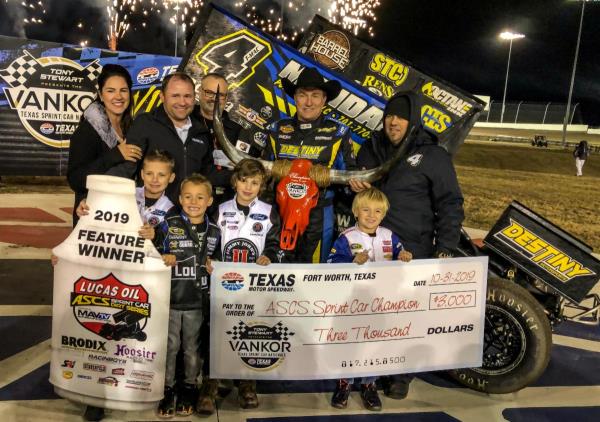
[{"x1": 293, "y1": 115, "x2": 324, "y2": 131}]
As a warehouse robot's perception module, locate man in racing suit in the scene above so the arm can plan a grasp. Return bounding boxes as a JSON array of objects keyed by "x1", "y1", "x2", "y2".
[
  {"x1": 350, "y1": 92, "x2": 464, "y2": 399},
  {"x1": 264, "y1": 66, "x2": 355, "y2": 263}
]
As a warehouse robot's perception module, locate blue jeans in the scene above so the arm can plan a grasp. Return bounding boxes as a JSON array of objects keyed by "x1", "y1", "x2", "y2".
[{"x1": 165, "y1": 308, "x2": 203, "y2": 388}]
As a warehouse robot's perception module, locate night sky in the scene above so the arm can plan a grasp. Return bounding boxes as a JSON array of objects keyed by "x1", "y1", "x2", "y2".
[{"x1": 1, "y1": 0, "x2": 599, "y2": 124}]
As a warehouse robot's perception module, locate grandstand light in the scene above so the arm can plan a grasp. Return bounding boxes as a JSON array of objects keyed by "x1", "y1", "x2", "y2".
[{"x1": 499, "y1": 31, "x2": 525, "y2": 124}]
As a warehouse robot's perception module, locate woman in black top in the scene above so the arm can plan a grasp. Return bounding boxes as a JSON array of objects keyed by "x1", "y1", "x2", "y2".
[{"x1": 67, "y1": 64, "x2": 142, "y2": 226}]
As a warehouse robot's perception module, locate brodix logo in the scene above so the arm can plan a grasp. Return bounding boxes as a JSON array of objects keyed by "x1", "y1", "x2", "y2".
[{"x1": 495, "y1": 219, "x2": 595, "y2": 282}]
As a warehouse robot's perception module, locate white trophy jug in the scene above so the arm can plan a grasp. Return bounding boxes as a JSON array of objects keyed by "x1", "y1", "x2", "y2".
[{"x1": 50, "y1": 175, "x2": 171, "y2": 411}]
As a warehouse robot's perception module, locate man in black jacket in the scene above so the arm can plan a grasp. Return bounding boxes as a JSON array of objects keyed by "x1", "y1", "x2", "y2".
[
  {"x1": 108, "y1": 72, "x2": 214, "y2": 203},
  {"x1": 350, "y1": 92, "x2": 464, "y2": 399},
  {"x1": 195, "y1": 72, "x2": 264, "y2": 207}
]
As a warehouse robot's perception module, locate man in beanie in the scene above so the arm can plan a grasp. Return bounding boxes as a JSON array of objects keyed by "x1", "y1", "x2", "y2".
[
  {"x1": 350, "y1": 92, "x2": 464, "y2": 399},
  {"x1": 264, "y1": 66, "x2": 355, "y2": 263}
]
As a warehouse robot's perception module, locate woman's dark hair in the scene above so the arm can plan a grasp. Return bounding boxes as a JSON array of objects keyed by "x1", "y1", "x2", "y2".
[{"x1": 96, "y1": 64, "x2": 134, "y2": 135}]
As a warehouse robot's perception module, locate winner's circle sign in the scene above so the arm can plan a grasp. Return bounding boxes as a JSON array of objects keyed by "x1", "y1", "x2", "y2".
[{"x1": 50, "y1": 176, "x2": 171, "y2": 411}]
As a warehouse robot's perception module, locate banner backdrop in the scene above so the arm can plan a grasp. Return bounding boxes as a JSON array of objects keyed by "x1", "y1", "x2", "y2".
[
  {"x1": 0, "y1": 35, "x2": 180, "y2": 175},
  {"x1": 297, "y1": 15, "x2": 485, "y2": 155},
  {"x1": 210, "y1": 257, "x2": 488, "y2": 380},
  {"x1": 50, "y1": 176, "x2": 171, "y2": 411},
  {"x1": 181, "y1": 5, "x2": 387, "y2": 150},
  {"x1": 181, "y1": 6, "x2": 483, "y2": 157}
]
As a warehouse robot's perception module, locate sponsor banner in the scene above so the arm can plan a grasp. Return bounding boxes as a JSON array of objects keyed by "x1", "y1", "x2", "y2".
[
  {"x1": 297, "y1": 15, "x2": 484, "y2": 154},
  {"x1": 0, "y1": 35, "x2": 180, "y2": 175},
  {"x1": 50, "y1": 175, "x2": 171, "y2": 410},
  {"x1": 484, "y1": 201, "x2": 600, "y2": 303},
  {"x1": 180, "y1": 5, "x2": 386, "y2": 148},
  {"x1": 210, "y1": 257, "x2": 488, "y2": 380}
]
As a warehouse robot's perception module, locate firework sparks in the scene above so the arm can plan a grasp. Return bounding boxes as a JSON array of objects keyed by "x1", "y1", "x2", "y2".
[
  {"x1": 328, "y1": 0, "x2": 380, "y2": 37},
  {"x1": 233, "y1": 1, "x2": 320, "y2": 43},
  {"x1": 9, "y1": 0, "x2": 47, "y2": 25},
  {"x1": 106, "y1": 0, "x2": 142, "y2": 50},
  {"x1": 162, "y1": 0, "x2": 204, "y2": 32}
]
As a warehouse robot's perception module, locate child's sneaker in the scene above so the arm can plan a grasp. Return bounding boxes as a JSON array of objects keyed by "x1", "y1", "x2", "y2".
[
  {"x1": 196, "y1": 378, "x2": 219, "y2": 415},
  {"x1": 157, "y1": 386, "x2": 176, "y2": 418},
  {"x1": 360, "y1": 383, "x2": 382, "y2": 411},
  {"x1": 331, "y1": 379, "x2": 351, "y2": 409},
  {"x1": 238, "y1": 380, "x2": 259, "y2": 409},
  {"x1": 176, "y1": 383, "x2": 196, "y2": 416}
]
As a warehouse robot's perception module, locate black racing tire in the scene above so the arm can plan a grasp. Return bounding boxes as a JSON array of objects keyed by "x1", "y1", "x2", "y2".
[{"x1": 448, "y1": 277, "x2": 552, "y2": 394}]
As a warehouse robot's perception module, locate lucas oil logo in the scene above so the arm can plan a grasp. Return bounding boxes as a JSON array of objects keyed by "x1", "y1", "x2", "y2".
[
  {"x1": 421, "y1": 82, "x2": 473, "y2": 118},
  {"x1": 494, "y1": 219, "x2": 595, "y2": 282},
  {"x1": 221, "y1": 272, "x2": 245, "y2": 291},
  {"x1": 227, "y1": 321, "x2": 294, "y2": 370},
  {"x1": 70, "y1": 273, "x2": 151, "y2": 342},
  {"x1": 307, "y1": 30, "x2": 351, "y2": 70},
  {"x1": 0, "y1": 51, "x2": 101, "y2": 148}
]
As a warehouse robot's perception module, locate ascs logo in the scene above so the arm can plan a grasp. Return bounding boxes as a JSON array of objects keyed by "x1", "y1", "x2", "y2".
[{"x1": 221, "y1": 272, "x2": 245, "y2": 291}]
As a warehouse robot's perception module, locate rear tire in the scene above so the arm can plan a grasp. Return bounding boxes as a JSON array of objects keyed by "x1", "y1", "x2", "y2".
[{"x1": 448, "y1": 277, "x2": 552, "y2": 393}]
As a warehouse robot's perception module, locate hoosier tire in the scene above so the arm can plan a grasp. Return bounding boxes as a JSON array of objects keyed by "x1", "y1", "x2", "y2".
[{"x1": 448, "y1": 277, "x2": 552, "y2": 393}]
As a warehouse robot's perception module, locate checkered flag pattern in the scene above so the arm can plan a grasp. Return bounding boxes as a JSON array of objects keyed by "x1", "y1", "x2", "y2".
[
  {"x1": 274, "y1": 322, "x2": 294, "y2": 340},
  {"x1": 84, "y1": 60, "x2": 103, "y2": 82},
  {"x1": 0, "y1": 53, "x2": 40, "y2": 87},
  {"x1": 226, "y1": 321, "x2": 248, "y2": 340}
]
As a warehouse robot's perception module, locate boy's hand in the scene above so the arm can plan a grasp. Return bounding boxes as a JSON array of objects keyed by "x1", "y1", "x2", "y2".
[
  {"x1": 162, "y1": 254, "x2": 177, "y2": 267},
  {"x1": 76, "y1": 199, "x2": 89, "y2": 217},
  {"x1": 399, "y1": 249, "x2": 413, "y2": 262},
  {"x1": 256, "y1": 255, "x2": 271, "y2": 266},
  {"x1": 205, "y1": 258, "x2": 214, "y2": 274},
  {"x1": 138, "y1": 224, "x2": 155, "y2": 240},
  {"x1": 353, "y1": 250, "x2": 370, "y2": 265},
  {"x1": 51, "y1": 254, "x2": 58, "y2": 267}
]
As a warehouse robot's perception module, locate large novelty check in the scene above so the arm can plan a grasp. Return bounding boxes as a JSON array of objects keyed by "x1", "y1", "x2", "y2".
[{"x1": 210, "y1": 257, "x2": 488, "y2": 380}]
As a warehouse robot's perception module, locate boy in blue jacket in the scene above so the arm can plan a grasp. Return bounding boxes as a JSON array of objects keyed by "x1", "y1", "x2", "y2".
[{"x1": 328, "y1": 187, "x2": 412, "y2": 411}]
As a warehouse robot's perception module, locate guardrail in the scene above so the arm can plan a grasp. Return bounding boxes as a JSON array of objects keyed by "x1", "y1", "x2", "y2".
[{"x1": 466, "y1": 135, "x2": 600, "y2": 154}]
